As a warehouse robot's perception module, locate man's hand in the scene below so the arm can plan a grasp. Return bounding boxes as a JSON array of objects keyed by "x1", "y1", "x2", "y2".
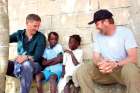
[
  {"x1": 97, "y1": 60, "x2": 118, "y2": 74},
  {"x1": 42, "y1": 54, "x2": 63, "y2": 67},
  {"x1": 16, "y1": 55, "x2": 28, "y2": 64}
]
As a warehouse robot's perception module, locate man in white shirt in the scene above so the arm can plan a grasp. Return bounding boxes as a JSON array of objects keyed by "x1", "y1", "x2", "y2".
[{"x1": 73, "y1": 9, "x2": 140, "y2": 93}]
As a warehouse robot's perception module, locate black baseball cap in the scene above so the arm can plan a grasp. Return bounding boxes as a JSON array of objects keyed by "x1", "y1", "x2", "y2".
[{"x1": 88, "y1": 9, "x2": 113, "y2": 25}]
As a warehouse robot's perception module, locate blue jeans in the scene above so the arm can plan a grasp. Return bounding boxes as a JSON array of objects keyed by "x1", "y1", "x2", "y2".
[{"x1": 6, "y1": 60, "x2": 41, "y2": 93}]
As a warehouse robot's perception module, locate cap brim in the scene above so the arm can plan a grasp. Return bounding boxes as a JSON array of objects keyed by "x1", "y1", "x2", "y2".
[{"x1": 88, "y1": 20, "x2": 94, "y2": 25}]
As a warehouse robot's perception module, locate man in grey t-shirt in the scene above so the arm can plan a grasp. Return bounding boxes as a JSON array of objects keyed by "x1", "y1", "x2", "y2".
[{"x1": 73, "y1": 9, "x2": 140, "y2": 93}]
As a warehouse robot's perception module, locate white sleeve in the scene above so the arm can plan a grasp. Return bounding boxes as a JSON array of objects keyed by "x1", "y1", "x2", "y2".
[
  {"x1": 74, "y1": 49, "x2": 83, "y2": 64},
  {"x1": 42, "y1": 49, "x2": 47, "y2": 59},
  {"x1": 125, "y1": 30, "x2": 138, "y2": 50},
  {"x1": 63, "y1": 53, "x2": 67, "y2": 65},
  {"x1": 56, "y1": 44, "x2": 64, "y2": 54},
  {"x1": 93, "y1": 35, "x2": 101, "y2": 53}
]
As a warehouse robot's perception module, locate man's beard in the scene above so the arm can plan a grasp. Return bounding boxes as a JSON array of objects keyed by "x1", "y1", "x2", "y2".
[{"x1": 100, "y1": 29, "x2": 107, "y2": 35}]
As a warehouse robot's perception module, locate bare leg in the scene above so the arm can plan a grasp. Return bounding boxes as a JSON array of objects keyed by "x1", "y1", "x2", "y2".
[
  {"x1": 36, "y1": 73, "x2": 44, "y2": 93},
  {"x1": 49, "y1": 74, "x2": 58, "y2": 93},
  {"x1": 64, "y1": 80, "x2": 73, "y2": 93},
  {"x1": 74, "y1": 86, "x2": 80, "y2": 93}
]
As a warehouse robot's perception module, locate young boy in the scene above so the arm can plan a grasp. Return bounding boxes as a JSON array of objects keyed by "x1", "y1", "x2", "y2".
[
  {"x1": 58, "y1": 35, "x2": 83, "y2": 93},
  {"x1": 36, "y1": 32, "x2": 63, "y2": 93}
]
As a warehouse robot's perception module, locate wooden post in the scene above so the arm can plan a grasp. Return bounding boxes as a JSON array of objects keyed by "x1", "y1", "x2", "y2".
[{"x1": 0, "y1": 0, "x2": 9, "y2": 92}]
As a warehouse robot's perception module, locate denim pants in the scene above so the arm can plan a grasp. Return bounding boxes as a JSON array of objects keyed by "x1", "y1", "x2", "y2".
[{"x1": 6, "y1": 60, "x2": 41, "y2": 93}]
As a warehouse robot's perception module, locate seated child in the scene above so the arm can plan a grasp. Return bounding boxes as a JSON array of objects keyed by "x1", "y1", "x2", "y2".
[
  {"x1": 36, "y1": 32, "x2": 63, "y2": 93},
  {"x1": 58, "y1": 35, "x2": 83, "y2": 93}
]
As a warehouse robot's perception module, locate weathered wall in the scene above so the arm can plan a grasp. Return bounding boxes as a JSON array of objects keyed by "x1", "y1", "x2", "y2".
[
  {"x1": 6, "y1": 0, "x2": 140, "y2": 93},
  {"x1": 0, "y1": 0, "x2": 9, "y2": 93},
  {"x1": 129, "y1": 0, "x2": 140, "y2": 65},
  {"x1": 8, "y1": 0, "x2": 138, "y2": 60}
]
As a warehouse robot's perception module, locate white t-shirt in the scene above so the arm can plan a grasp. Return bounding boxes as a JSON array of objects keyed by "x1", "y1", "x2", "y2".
[
  {"x1": 42, "y1": 44, "x2": 64, "y2": 71},
  {"x1": 63, "y1": 48, "x2": 83, "y2": 76},
  {"x1": 43, "y1": 44, "x2": 63, "y2": 60},
  {"x1": 57, "y1": 48, "x2": 83, "y2": 93},
  {"x1": 93, "y1": 26, "x2": 138, "y2": 61}
]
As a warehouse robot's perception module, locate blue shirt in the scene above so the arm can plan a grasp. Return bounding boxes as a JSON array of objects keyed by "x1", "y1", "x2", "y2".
[{"x1": 43, "y1": 44, "x2": 63, "y2": 71}]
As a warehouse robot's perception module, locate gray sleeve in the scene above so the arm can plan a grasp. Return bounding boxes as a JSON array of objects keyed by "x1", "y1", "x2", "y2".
[{"x1": 125, "y1": 30, "x2": 138, "y2": 50}]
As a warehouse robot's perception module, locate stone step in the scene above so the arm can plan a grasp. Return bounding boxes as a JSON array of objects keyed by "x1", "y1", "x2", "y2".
[
  {"x1": 5, "y1": 76, "x2": 126, "y2": 93},
  {"x1": 5, "y1": 76, "x2": 50, "y2": 93}
]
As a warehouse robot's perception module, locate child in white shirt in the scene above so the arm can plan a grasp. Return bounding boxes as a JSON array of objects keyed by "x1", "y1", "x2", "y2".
[{"x1": 58, "y1": 35, "x2": 83, "y2": 93}]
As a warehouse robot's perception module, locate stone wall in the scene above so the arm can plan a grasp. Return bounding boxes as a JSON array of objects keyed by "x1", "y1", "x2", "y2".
[
  {"x1": 6, "y1": 0, "x2": 140, "y2": 93},
  {"x1": 8, "y1": 0, "x2": 140, "y2": 60},
  {"x1": 129, "y1": 0, "x2": 140, "y2": 64}
]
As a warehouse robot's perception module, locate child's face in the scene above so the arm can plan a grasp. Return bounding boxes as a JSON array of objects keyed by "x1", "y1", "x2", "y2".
[
  {"x1": 48, "y1": 34, "x2": 58, "y2": 48},
  {"x1": 69, "y1": 38, "x2": 79, "y2": 50}
]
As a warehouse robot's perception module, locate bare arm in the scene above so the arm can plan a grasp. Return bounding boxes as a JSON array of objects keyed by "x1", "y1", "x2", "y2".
[
  {"x1": 65, "y1": 50, "x2": 79, "y2": 66},
  {"x1": 42, "y1": 54, "x2": 63, "y2": 66},
  {"x1": 62, "y1": 65, "x2": 65, "y2": 77},
  {"x1": 71, "y1": 53, "x2": 79, "y2": 66},
  {"x1": 118, "y1": 48, "x2": 137, "y2": 66},
  {"x1": 96, "y1": 48, "x2": 137, "y2": 74}
]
